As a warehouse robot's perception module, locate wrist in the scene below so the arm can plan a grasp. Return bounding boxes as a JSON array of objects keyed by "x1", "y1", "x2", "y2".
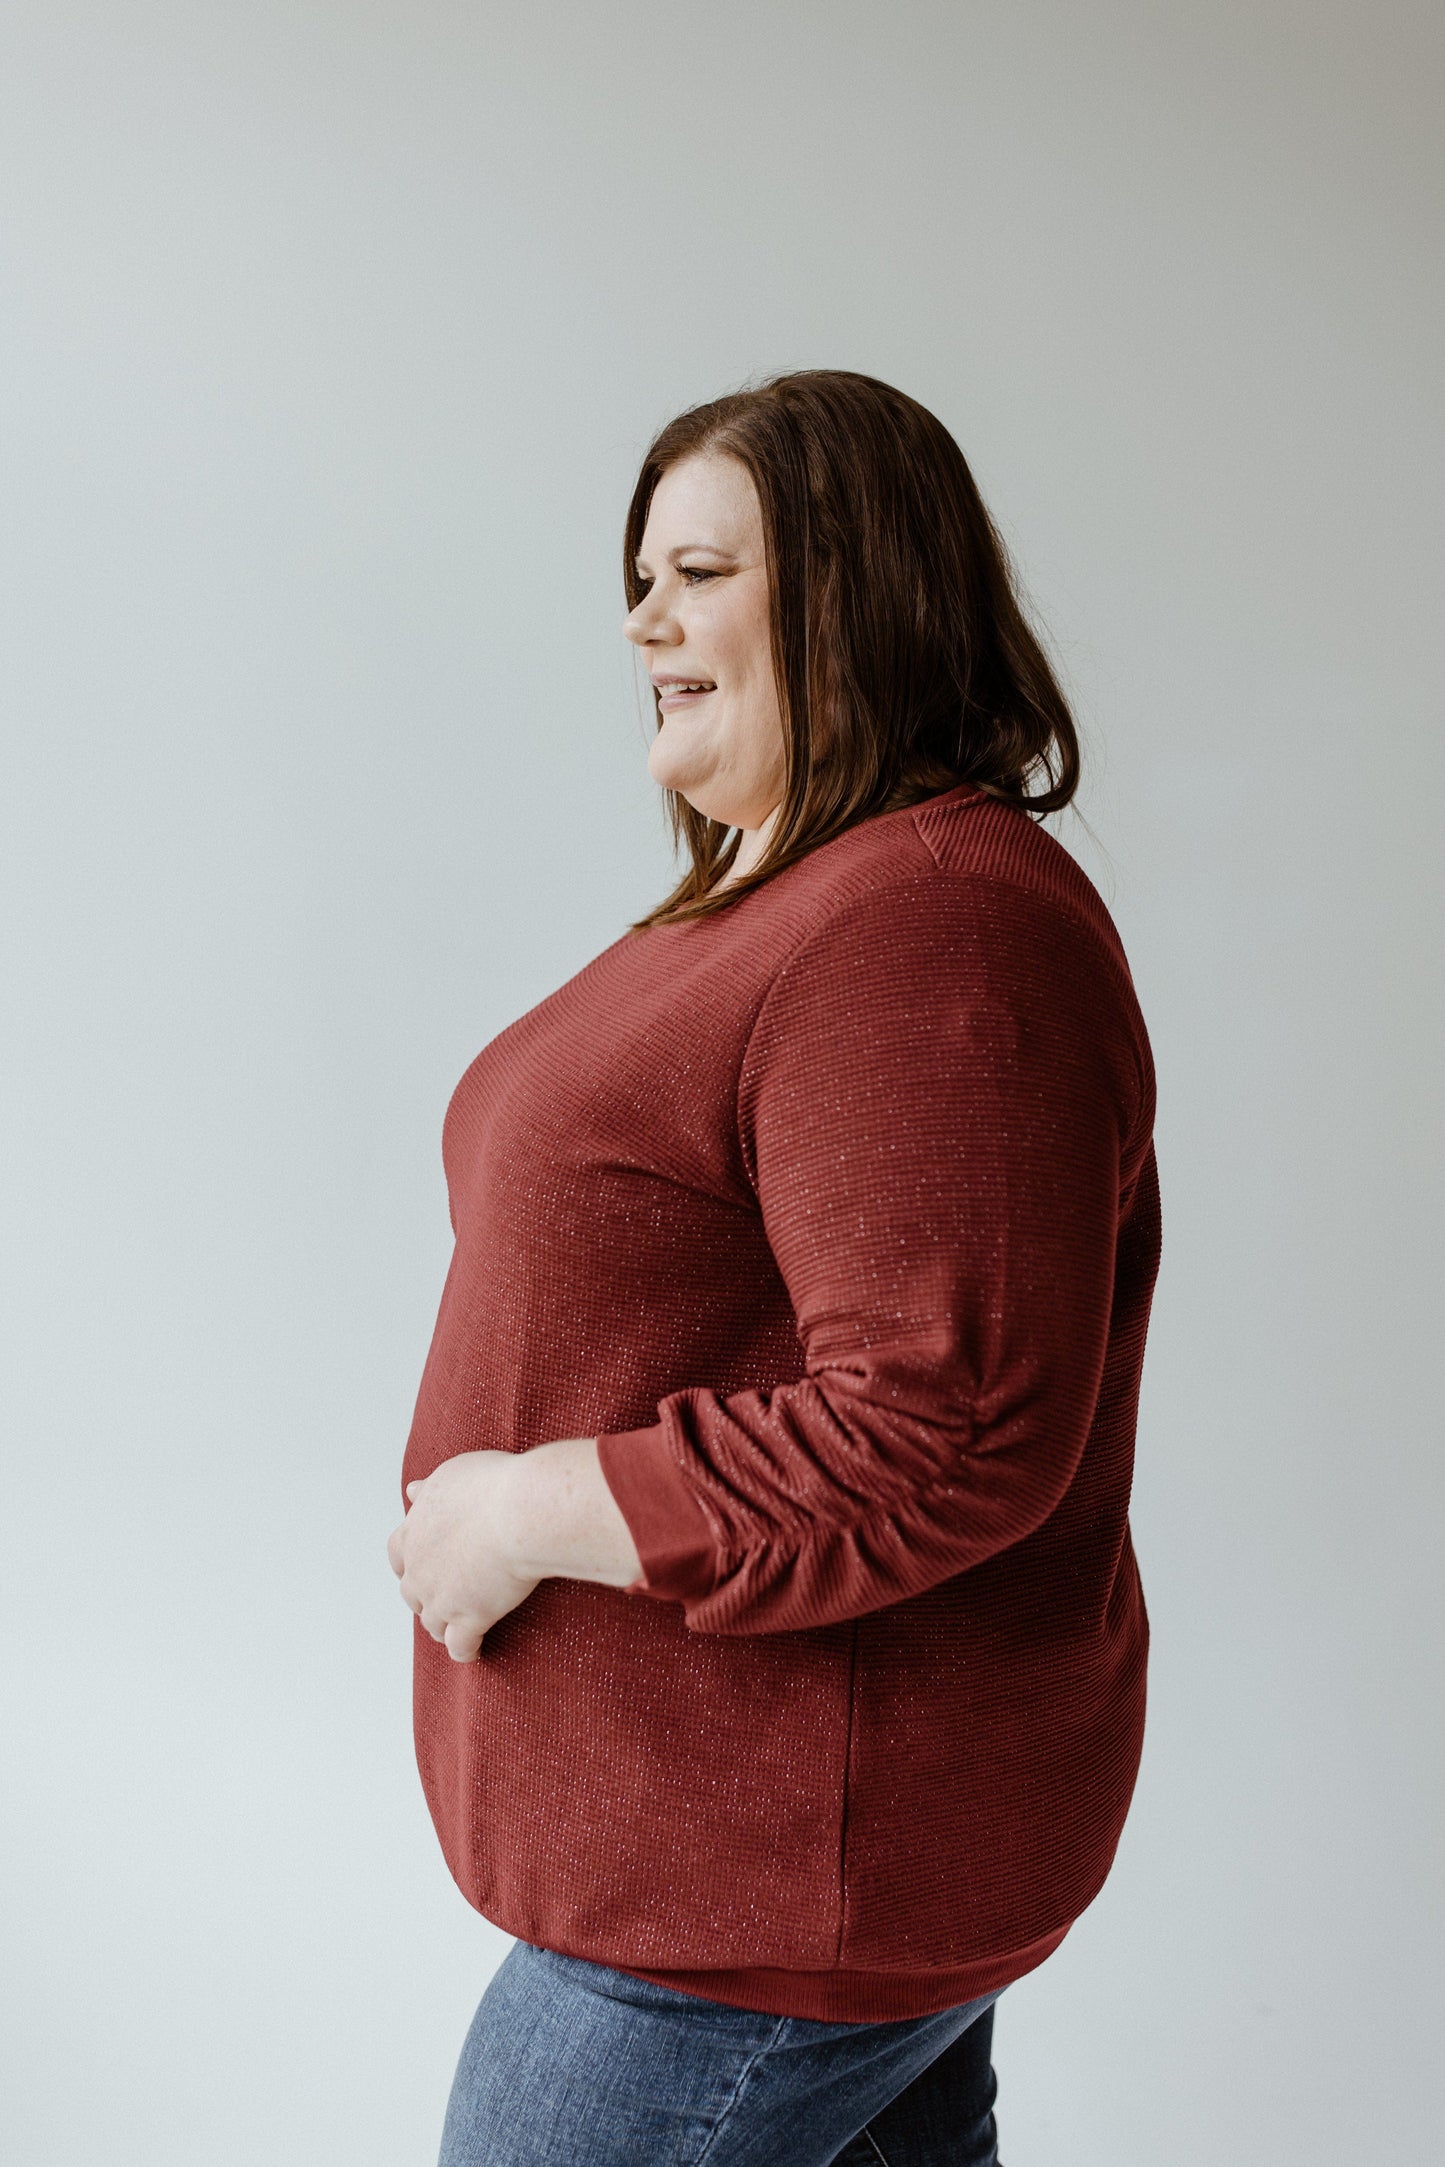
[
  {"x1": 503, "y1": 1436, "x2": 644, "y2": 1590},
  {"x1": 496, "y1": 1443, "x2": 557, "y2": 1581}
]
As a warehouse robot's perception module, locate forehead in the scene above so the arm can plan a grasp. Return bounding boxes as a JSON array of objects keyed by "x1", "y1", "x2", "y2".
[{"x1": 640, "y1": 451, "x2": 761, "y2": 552}]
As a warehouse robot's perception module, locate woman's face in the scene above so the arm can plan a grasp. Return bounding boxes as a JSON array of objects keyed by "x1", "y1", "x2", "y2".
[{"x1": 624, "y1": 451, "x2": 786, "y2": 838}]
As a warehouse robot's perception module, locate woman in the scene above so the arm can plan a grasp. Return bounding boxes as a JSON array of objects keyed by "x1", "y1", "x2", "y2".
[{"x1": 388, "y1": 369, "x2": 1162, "y2": 2166}]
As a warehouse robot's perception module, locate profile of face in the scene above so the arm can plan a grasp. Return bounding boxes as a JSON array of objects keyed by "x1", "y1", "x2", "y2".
[{"x1": 623, "y1": 451, "x2": 787, "y2": 856}]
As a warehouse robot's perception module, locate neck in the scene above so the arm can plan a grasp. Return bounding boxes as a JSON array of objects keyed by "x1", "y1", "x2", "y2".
[{"x1": 726, "y1": 804, "x2": 780, "y2": 885}]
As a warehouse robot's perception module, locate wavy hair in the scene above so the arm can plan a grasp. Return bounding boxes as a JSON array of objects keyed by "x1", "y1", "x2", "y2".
[{"x1": 623, "y1": 369, "x2": 1080, "y2": 929}]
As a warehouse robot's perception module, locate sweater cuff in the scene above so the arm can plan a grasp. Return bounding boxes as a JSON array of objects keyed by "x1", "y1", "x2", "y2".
[{"x1": 594, "y1": 1420, "x2": 721, "y2": 1606}]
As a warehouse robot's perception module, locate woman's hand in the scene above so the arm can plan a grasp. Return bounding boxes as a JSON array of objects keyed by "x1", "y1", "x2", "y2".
[
  {"x1": 389, "y1": 1438, "x2": 645, "y2": 1662},
  {"x1": 387, "y1": 1452, "x2": 541, "y2": 1663}
]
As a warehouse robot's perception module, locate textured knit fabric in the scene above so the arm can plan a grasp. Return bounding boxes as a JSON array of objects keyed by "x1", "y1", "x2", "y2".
[{"x1": 400, "y1": 779, "x2": 1162, "y2": 2023}]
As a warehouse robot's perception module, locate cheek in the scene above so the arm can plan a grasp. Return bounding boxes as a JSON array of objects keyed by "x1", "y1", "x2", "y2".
[
  {"x1": 712, "y1": 603, "x2": 775, "y2": 709},
  {"x1": 740, "y1": 642, "x2": 781, "y2": 728},
  {"x1": 701, "y1": 589, "x2": 766, "y2": 671}
]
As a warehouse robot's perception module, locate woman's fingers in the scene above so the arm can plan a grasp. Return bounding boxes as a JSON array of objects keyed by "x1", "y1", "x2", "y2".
[
  {"x1": 415, "y1": 1606, "x2": 485, "y2": 1659},
  {"x1": 398, "y1": 1575, "x2": 496, "y2": 1654},
  {"x1": 444, "y1": 1617, "x2": 486, "y2": 1664},
  {"x1": 387, "y1": 1453, "x2": 534, "y2": 1657}
]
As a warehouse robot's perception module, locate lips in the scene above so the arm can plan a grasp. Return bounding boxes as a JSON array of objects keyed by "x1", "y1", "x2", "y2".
[{"x1": 656, "y1": 682, "x2": 716, "y2": 708}]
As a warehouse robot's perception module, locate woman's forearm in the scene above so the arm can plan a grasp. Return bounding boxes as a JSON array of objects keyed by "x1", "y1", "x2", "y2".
[{"x1": 503, "y1": 1435, "x2": 644, "y2": 1589}]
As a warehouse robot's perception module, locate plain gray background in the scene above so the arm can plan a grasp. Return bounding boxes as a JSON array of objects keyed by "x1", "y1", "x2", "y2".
[{"x1": 3, "y1": 3, "x2": 1440, "y2": 2160}]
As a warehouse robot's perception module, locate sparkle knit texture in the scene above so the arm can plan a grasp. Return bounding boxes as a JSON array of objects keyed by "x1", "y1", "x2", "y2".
[{"x1": 400, "y1": 780, "x2": 1162, "y2": 2022}]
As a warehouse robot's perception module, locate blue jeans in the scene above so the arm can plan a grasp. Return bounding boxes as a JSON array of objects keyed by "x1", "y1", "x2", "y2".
[{"x1": 438, "y1": 1940, "x2": 1007, "y2": 2165}]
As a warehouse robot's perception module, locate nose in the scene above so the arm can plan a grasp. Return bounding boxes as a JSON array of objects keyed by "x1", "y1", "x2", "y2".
[{"x1": 623, "y1": 589, "x2": 682, "y2": 648}]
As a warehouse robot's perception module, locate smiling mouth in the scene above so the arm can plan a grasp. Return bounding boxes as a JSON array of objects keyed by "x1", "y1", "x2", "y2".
[{"x1": 657, "y1": 684, "x2": 716, "y2": 708}]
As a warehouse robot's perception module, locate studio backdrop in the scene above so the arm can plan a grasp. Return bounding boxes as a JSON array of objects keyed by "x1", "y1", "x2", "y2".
[{"x1": 2, "y1": 3, "x2": 1440, "y2": 2162}]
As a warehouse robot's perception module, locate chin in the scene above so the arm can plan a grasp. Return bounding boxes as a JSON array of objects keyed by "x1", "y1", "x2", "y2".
[{"x1": 647, "y1": 748, "x2": 705, "y2": 797}]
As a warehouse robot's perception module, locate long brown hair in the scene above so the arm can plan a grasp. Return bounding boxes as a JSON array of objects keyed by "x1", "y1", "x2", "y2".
[{"x1": 623, "y1": 369, "x2": 1080, "y2": 929}]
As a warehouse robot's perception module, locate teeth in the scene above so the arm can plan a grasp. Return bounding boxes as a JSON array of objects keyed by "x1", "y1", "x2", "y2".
[{"x1": 665, "y1": 682, "x2": 712, "y2": 693}]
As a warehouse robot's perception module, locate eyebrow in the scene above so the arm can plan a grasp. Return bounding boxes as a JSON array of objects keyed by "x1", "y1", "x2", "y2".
[{"x1": 633, "y1": 543, "x2": 739, "y2": 576}]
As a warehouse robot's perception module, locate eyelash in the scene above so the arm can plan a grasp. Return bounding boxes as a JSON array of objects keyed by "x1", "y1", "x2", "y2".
[{"x1": 635, "y1": 565, "x2": 717, "y2": 596}]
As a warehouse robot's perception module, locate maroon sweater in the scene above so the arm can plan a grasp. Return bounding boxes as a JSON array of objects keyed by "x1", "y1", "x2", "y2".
[{"x1": 401, "y1": 779, "x2": 1161, "y2": 2021}]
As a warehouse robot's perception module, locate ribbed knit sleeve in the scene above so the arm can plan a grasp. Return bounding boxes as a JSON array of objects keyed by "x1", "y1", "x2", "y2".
[{"x1": 595, "y1": 869, "x2": 1148, "y2": 1636}]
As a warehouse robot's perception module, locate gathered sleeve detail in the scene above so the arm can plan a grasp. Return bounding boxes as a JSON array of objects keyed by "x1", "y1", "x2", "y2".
[{"x1": 595, "y1": 871, "x2": 1148, "y2": 1635}]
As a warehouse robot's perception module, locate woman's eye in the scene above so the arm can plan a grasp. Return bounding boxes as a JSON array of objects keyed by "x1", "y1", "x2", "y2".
[{"x1": 678, "y1": 565, "x2": 716, "y2": 585}]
